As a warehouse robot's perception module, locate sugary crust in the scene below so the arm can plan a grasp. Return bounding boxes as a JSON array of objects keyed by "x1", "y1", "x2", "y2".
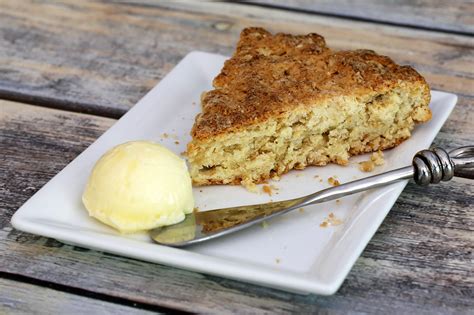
[{"x1": 191, "y1": 27, "x2": 431, "y2": 140}]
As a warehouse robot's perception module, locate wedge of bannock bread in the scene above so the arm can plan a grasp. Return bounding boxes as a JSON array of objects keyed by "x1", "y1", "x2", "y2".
[{"x1": 187, "y1": 27, "x2": 431, "y2": 187}]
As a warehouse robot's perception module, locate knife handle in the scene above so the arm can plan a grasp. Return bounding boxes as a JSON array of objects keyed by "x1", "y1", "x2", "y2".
[{"x1": 413, "y1": 146, "x2": 474, "y2": 185}]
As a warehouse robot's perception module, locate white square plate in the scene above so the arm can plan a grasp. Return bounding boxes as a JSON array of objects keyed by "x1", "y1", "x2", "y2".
[{"x1": 11, "y1": 51, "x2": 457, "y2": 295}]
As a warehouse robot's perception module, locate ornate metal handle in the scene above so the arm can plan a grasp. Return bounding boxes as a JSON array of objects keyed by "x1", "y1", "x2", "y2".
[{"x1": 413, "y1": 146, "x2": 474, "y2": 185}]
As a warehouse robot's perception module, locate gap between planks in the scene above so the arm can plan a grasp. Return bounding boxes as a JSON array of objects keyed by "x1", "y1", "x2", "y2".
[
  {"x1": 0, "y1": 272, "x2": 184, "y2": 314},
  {"x1": 0, "y1": 89, "x2": 124, "y2": 120}
]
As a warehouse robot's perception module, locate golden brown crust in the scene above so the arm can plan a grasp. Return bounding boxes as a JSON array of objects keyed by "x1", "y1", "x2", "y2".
[{"x1": 191, "y1": 27, "x2": 430, "y2": 140}]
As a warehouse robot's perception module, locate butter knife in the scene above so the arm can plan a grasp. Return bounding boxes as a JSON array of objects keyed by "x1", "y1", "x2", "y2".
[{"x1": 150, "y1": 146, "x2": 474, "y2": 247}]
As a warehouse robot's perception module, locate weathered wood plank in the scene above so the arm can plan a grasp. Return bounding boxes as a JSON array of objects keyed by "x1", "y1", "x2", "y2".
[
  {"x1": 1, "y1": 100, "x2": 473, "y2": 313},
  {"x1": 246, "y1": 0, "x2": 474, "y2": 34},
  {"x1": 0, "y1": 278, "x2": 157, "y2": 314},
  {"x1": 0, "y1": 0, "x2": 472, "y2": 116}
]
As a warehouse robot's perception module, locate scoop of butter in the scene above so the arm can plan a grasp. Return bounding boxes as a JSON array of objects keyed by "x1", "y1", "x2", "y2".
[{"x1": 82, "y1": 141, "x2": 194, "y2": 233}]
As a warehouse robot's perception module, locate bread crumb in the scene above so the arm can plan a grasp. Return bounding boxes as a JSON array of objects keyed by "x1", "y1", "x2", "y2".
[
  {"x1": 242, "y1": 179, "x2": 258, "y2": 193},
  {"x1": 320, "y1": 212, "x2": 343, "y2": 227},
  {"x1": 262, "y1": 185, "x2": 272, "y2": 196},
  {"x1": 162, "y1": 133, "x2": 169, "y2": 139},
  {"x1": 263, "y1": 184, "x2": 279, "y2": 196},
  {"x1": 199, "y1": 189, "x2": 203, "y2": 192},
  {"x1": 371, "y1": 150, "x2": 385, "y2": 166},
  {"x1": 314, "y1": 175, "x2": 320, "y2": 178},
  {"x1": 336, "y1": 199, "x2": 341, "y2": 204},
  {"x1": 174, "y1": 141, "x2": 180, "y2": 145},
  {"x1": 358, "y1": 160, "x2": 375, "y2": 172},
  {"x1": 328, "y1": 177, "x2": 340, "y2": 186},
  {"x1": 328, "y1": 212, "x2": 343, "y2": 226},
  {"x1": 261, "y1": 221, "x2": 269, "y2": 229},
  {"x1": 180, "y1": 151, "x2": 187, "y2": 156},
  {"x1": 359, "y1": 151, "x2": 385, "y2": 172},
  {"x1": 330, "y1": 218, "x2": 343, "y2": 226},
  {"x1": 275, "y1": 258, "x2": 280, "y2": 264},
  {"x1": 299, "y1": 208, "x2": 305, "y2": 213}
]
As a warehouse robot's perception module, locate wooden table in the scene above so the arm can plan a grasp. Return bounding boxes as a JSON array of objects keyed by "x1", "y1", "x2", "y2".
[{"x1": 1, "y1": 1, "x2": 473, "y2": 313}]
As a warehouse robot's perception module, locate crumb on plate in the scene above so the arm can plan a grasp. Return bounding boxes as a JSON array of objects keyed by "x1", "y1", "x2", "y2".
[
  {"x1": 371, "y1": 150, "x2": 385, "y2": 166},
  {"x1": 359, "y1": 151, "x2": 385, "y2": 172},
  {"x1": 262, "y1": 185, "x2": 272, "y2": 195},
  {"x1": 262, "y1": 184, "x2": 279, "y2": 196},
  {"x1": 242, "y1": 179, "x2": 258, "y2": 193},
  {"x1": 359, "y1": 160, "x2": 375, "y2": 172},
  {"x1": 328, "y1": 177, "x2": 340, "y2": 186},
  {"x1": 320, "y1": 212, "x2": 343, "y2": 228}
]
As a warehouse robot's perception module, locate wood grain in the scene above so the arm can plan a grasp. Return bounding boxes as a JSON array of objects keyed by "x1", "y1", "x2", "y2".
[
  {"x1": 0, "y1": 0, "x2": 472, "y2": 117},
  {"x1": 0, "y1": 278, "x2": 157, "y2": 314},
  {"x1": 246, "y1": 0, "x2": 474, "y2": 34},
  {"x1": 1, "y1": 100, "x2": 473, "y2": 313}
]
